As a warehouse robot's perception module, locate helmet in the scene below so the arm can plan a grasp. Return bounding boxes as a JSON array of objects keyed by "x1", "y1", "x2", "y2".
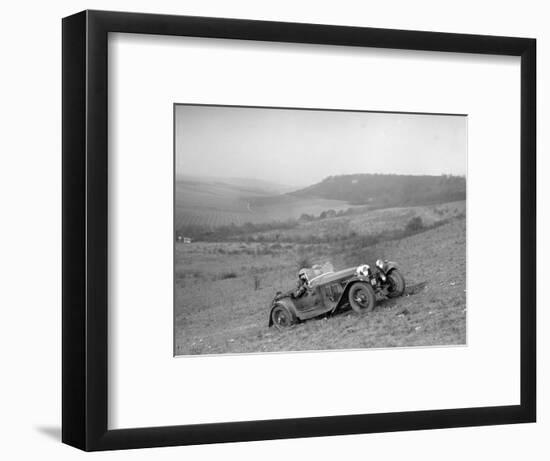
[{"x1": 298, "y1": 269, "x2": 308, "y2": 282}]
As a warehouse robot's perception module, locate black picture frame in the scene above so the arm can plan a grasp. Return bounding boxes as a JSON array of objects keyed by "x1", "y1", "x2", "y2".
[{"x1": 62, "y1": 10, "x2": 536, "y2": 451}]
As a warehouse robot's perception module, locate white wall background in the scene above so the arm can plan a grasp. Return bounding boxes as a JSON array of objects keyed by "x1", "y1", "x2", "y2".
[{"x1": 0, "y1": 0, "x2": 546, "y2": 459}]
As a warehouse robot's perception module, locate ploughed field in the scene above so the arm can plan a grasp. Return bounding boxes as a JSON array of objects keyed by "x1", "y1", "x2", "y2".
[
  {"x1": 174, "y1": 201, "x2": 466, "y2": 355},
  {"x1": 175, "y1": 177, "x2": 353, "y2": 228}
]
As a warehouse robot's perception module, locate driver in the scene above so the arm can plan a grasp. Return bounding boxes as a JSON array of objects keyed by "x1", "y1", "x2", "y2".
[{"x1": 292, "y1": 269, "x2": 309, "y2": 298}]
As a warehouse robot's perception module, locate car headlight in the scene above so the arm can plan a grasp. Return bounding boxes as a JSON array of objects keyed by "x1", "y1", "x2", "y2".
[
  {"x1": 356, "y1": 264, "x2": 370, "y2": 277},
  {"x1": 376, "y1": 259, "x2": 384, "y2": 270}
]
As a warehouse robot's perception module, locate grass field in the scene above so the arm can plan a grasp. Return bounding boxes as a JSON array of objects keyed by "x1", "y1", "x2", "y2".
[{"x1": 174, "y1": 201, "x2": 466, "y2": 355}]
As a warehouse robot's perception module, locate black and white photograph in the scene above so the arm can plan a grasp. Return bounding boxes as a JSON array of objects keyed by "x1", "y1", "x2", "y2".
[{"x1": 174, "y1": 104, "x2": 467, "y2": 356}]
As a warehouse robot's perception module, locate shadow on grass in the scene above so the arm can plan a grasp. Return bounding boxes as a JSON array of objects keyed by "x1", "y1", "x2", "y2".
[{"x1": 405, "y1": 281, "x2": 428, "y2": 296}]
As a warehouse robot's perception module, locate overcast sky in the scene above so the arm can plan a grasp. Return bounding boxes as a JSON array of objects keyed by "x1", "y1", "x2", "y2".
[{"x1": 175, "y1": 104, "x2": 467, "y2": 188}]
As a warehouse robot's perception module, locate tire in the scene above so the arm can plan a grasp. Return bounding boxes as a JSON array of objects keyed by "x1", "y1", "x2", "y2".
[
  {"x1": 387, "y1": 269, "x2": 406, "y2": 298},
  {"x1": 271, "y1": 303, "x2": 296, "y2": 330},
  {"x1": 348, "y1": 282, "x2": 376, "y2": 313}
]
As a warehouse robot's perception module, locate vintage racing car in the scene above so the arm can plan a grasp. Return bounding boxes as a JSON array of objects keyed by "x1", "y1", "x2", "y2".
[{"x1": 268, "y1": 260, "x2": 405, "y2": 329}]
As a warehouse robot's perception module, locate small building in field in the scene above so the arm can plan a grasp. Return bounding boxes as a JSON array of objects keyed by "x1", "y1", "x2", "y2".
[{"x1": 176, "y1": 235, "x2": 192, "y2": 243}]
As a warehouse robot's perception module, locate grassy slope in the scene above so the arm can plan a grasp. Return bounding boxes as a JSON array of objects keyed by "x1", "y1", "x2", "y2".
[
  {"x1": 174, "y1": 213, "x2": 466, "y2": 355},
  {"x1": 251, "y1": 201, "x2": 465, "y2": 243}
]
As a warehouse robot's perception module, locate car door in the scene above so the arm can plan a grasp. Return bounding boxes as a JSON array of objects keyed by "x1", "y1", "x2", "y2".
[
  {"x1": 293, "y1": 286, "x2": 323, "y2": 313},
  {"x1": 321, "y1": 282, "x2": 344, "y2": 310}
]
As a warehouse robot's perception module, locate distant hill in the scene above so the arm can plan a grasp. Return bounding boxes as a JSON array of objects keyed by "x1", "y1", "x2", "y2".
[
  {"x1": 290, "y1": 173, "x2": 466, "y2": 208},
  {"x1": 175, "y1": 176, "x2": 351, "y2": 230},
  {"x1": 176, "y1": 175, "x2": 297, "y2": 196}
]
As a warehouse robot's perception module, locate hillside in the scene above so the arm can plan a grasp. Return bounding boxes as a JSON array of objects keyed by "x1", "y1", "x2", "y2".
[
  {"x1": 291, "y1": 173, "x2": 466, "y2": 207},
  {"x1": 174, "y1": 210, "x2": 466, "y2": 355},
  {"x1": 243, "y1": 200, "x2": 465, "y2": 244}
]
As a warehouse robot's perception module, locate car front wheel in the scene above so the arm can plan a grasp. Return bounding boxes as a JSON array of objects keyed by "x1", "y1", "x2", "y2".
[
  {"x1": 348, "y1": 282, "x2": 376, "y2": 313},
  {"x1": 271, "y1": 304, "x2": 296, "y2": 330},
  {"x1": 387, "y1": 269, "x2": 406, "y2": 298}
]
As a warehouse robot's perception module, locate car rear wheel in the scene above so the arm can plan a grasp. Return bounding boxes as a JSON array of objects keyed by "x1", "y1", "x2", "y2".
[
  {"x1": 348, "y1": 282, "x2": 376, "y2": 313},
  {"x1": 271, "y1": 304, "x2": 296, "y2": 330},
  {"x1": 387, "y1": 269, "x2": 406, "y2": 298}
]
